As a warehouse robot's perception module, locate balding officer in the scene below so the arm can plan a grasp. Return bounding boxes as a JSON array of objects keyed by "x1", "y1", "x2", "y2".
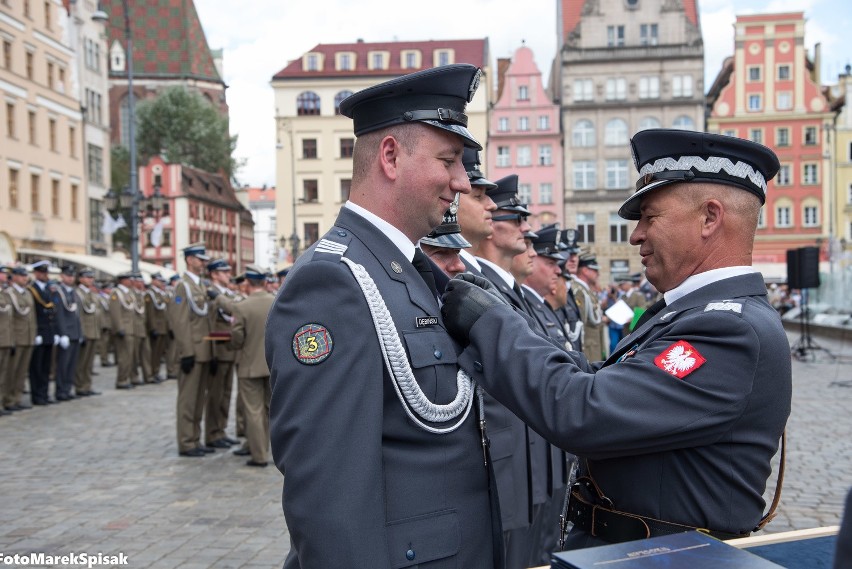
[
  {"x1": 441, "y1": 129, "x2": 791, "y2": 549},
  {"x1": 266, "y1": 64, "x2": 501, "y2": 568},
  {"x1": 53, "y1": 265, "x2": 83, "y2": 401},
  {"x1": 74, "y1": 268, "x2": 102, "y2": 396},
  {"x1": 4, "y1": 266, "x2": 36, "y2": 411},
  {"x1": 173, "y1": 243, "x2": 214, "y2": 457},
  {"x1": 28, "y1": 260, "x2": 58, "y2": 405}
]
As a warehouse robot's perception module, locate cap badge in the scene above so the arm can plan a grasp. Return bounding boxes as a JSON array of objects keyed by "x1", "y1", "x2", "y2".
[
  {"x1": 449, "y1": 192, "x2": 460, "y2": 215},
  {"x1": 468, "y1": 68, "x2": 481, "y2": 103},
  {"x1": 292, "y1": 323, "x2": 333, "y2": 365},
  {"x1": 654, "y1": 340, "x2": 706, "y2": 379}
]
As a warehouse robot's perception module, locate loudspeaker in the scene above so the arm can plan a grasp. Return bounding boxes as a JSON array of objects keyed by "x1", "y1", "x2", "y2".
[{"x1": 786, "y1": 247, "x2": 820, "y2": 289}]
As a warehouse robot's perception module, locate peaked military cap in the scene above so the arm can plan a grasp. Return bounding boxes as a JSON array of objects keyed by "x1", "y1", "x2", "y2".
[
  {"x1": 116, "y1": 272, "x2": 132, "y2": 280},
  {"x1": 207, "y1": 258, "x2": 231, "y2": 272},
  {"x1": 338, "y1": 64, "x2": 483, "y2": 149},
  {"x1": 577, "y1": 252, "x2": 600, "y2": 271},
  {"x1": 420, "y1": 196, "x2": 472, "y2": 250},
  {"x1": 131, "y1": 272, "x2": 144, "y2": 281},
  {"x1": 614, "y1": 273, "x2": 633, "y2": 284},
  {"x1": 31, "y1": 260, "x2": 51, "y2": 272},
  {"x1": 276, "y1": 266, "x2": 291, "y2": 278},
  {"x1": 183, "y1": 242, "x2": 210, "y2": 261},
  {"x1": 619, "y1": 129, "x2": 781, "y2": 220},
  {"x1": 10, "y1": 265, "x2": 28, "y2": 276},
  {"x1": 462, "y1": 147, "x2": 498, "y2": 189},
  {"x1": 78, "y1": 267, "x2": 95, "y2": 278},
  {"x1": 0, "y1": 264, "x2": 10, "y2": 274},
  {"x1": 529, "y1": 224, "x2": 566, "y2": 261},
  {"x1": 149, "y1": 272, "x2": 166, "y2": 282},
  {"x1": 559, "y1": 228, "x2": 581, "y2": 254},
  {"x1": 243, "y1": 265, "x2": 267, "y2": 281},
  {"x1": 60, "y1": 264, "x2": 76, "y2": 276},
  {"x1": 523, "y1": 229, "x2": 539, "y2": 240},
  {"x1": 169, "y1": 274, "x2": 180, "y2": 283},
  {"x1": 488, "y1": 175, "x2": 531, "y2": 215}
]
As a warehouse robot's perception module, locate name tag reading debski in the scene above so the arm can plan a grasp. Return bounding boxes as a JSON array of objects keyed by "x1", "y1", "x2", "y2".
[{"x1": 416, "y1": 316, "x2": 440, "y2": 328}]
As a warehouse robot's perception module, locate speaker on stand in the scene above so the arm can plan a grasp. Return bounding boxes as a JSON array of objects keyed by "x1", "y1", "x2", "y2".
[{"x1": 787, "y1": 247, "x2": 833, "y2": 361}]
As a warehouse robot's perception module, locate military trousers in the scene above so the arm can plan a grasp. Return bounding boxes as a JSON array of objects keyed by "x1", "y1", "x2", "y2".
[
  {"x1": 75, "y1": 337, "x2": 97, "y2": 393},
  {"x1": 114, "y1": 334, "x2": 133, "y2": 387},
  {"x1": 238, "y1": 375, "x2": 271, "y2": 463},
  {"x1": 6, "y1": 345, "x2": 33, "y2": 407},
  {"x1": 166, "y1": 335, "x2": 179, "y2": 378},
  {"x1": 54, "y1": 341, "x2": 81, "y2": 398},
  {"x1": 29, "y1": 344, "x2": 54, "y2": 403},
  {"x1": 0, "y1": 347, "x2": 11, "y2": 409},
  {"x1": 134, "y1": 336, "x2": 152, "y2": 383},
  {"x1": 149, "y1": 333, "x2": 167, "y2": 380},
  {"x1": 205, "y1": 360, "x2": 235, "y2": 444},
  {"x1": 176, "y1": 360, "x2": 210, "y2": 453},
  {"x1": 98, "y1": 331, "x2": 113, "y2": 365}
]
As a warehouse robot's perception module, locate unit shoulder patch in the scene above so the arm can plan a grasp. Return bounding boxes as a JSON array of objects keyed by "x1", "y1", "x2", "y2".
[
  {"x1": 654, "y1": 340, "x2": 706, "y2": 379},
  {"x1": 292, "y1": 323, "x2": 334, "y2": 365}
]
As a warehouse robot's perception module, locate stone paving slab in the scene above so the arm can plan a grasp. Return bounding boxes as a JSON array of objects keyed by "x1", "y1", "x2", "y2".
[{"x1": 0, "y1": 330, "x2": 849, "y2": 567}]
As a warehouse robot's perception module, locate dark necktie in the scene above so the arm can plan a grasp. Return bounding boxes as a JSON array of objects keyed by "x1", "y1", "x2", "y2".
[
  {"x1": 411, "y1": 249, "x2": 438, "y2": 299},
  {"x1": 635, "y1": 297, "x2": 667, "y2": 328}
]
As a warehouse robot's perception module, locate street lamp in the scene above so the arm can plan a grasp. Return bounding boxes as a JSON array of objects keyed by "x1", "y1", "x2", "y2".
[
  {"x1": 93, "y1": 1, "x2": 139, "y2": 273},
  {"x1": 289, "y1": 231, "x2": 301, "y2": 260}
]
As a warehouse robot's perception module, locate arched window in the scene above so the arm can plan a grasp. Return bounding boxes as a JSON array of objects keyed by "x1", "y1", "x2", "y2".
[
  {"x1": 334, "y1": 90, "x2": 353, "y2": 115},
  {"x1": 297, "y1": 91, "x2": 321, "y2": 116},
  {"x1": 638, "y1": 116, "x2": 661, "y2": 131},
  {"x1": 572, "y1": 119, "x2": 595, "y2": 147},
  {"x1": 672, "y1": 115, "x2": 696, "y2": 131},
  {"x1": 604, "y1": 118, "x2": 628, "y2": 146}
]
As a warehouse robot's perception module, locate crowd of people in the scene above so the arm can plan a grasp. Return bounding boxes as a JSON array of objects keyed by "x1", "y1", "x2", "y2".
[{"x1": 0, "y1": 253, "x2": 281, "y2": 468}]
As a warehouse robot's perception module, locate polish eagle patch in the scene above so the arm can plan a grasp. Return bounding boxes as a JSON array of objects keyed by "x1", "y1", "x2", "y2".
[{"x1": 654, "y1": 340, "x2": 706, "y2": 379}]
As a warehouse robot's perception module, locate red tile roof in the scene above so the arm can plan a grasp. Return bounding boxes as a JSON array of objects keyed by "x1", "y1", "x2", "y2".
[
  {"x1": 103, "y1": 0, "x2": 222, "y2": 84},
  {"x1": 272, "y1": 39, "x2": 488, "y2": 79},
  {"x1": 179, "y1": 165, "x2": 242, "y2": 210}
]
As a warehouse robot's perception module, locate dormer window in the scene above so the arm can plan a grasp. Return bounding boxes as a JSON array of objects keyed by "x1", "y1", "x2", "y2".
[
  {"x1": 368, "y1": 51, "x2": 389, "y2": 70},
  {"x1": 110, "y1": 39, "x2": 125, "y2": 72},
  {"x1": 303, "y1": 52, "x2": 323, "y2": 72},
  {"x1": 434, "y1": 49, "x2": 454, "y2": 67},
  {"x1": 336, "y1": 51, "x2": 355, "y2": 71},
  {"x1": 401, "y1": 49, "x2": 421, "y2": 70}
]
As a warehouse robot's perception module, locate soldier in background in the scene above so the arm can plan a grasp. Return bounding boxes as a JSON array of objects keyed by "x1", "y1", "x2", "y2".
[
  {"x1": 110, "y1": 273, "x2": 137, "y2": 389},
  {"x1": 419, "y1": 197, "x2": 471, "y2": 279},
  {"x1": 4, "y1": 266, "x2": 36, "y2": 411},
  {"x1": 145, "y1": 273, "x2": 170, "y2": 382},
  {"x1": 28, "y1": 260, "x2": 59, "y2": 405},
  {"x1": 572, "y1": 252, "x2": 606, "y2": 361},
  {"x1": 264, "y1": 274, "x2": 279, "y2": 294},
  {"x1": 75, "y1": 268, "x2": 102, "y2": 396},
  {"x1": 0, "y1": 265, "x2": 13, "y2": 416},
  {"x1": 165, "y1": 274, "x2": 181, "y2": 379},
  {"x1": 53, "y1": 265, "x2": 83, "y2": 401},
  {"x1": 228, "y1": 265, "x2": 274, "y2": 466},
  {"x1": 96, "y1": 282, "x2": 114, "y2": 367},
  {"x1": 555, "y1": 230, "x2": 583, "y2": 352},
  {"x1": 204, "y1": 259, "x2": 241, "y2": 449},
  {"x1": 131, "y1": 274, "x2": 153, "y2": 384}
]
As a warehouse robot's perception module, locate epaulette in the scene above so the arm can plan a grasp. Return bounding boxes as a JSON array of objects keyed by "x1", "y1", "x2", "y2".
[
  {"x1": 311, "y1": 231, "x2": 351, "y2": 263},
  {"x1": 703, "y1": 299, "x2": 744, "y2": 315}
]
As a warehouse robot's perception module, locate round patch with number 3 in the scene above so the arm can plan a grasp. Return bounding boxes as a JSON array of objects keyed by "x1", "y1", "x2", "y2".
[{"x1": 292, "y1": 323, "x2": 334, "y2": 365}]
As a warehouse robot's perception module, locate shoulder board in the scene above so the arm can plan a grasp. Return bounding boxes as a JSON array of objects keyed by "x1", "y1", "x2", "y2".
[
  {"x1": 704, "y1": 300, "x2": 743, "y2": 314},
  {"x1": 311, "y1": 231, "x2": 352, "y2": 263}
]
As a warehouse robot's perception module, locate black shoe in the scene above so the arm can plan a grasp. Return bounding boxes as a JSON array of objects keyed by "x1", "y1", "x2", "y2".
[
  {"x1": 179, "y1": 448, "x2": 206, "y2": 457},
  {"x1": 14, "y1": 403, "x2": 32, "y2": 410},
  {"x1": 198, "y1": 446, "x2": 216, "y2": 454},
  {"x1": 233, "y1": 447, "x2": 251, "y2": 456},
  {"x1": 91, "y1": 371, "x2": 99, "y2": 376},
  {"x1": 46, "y1": 399, "x2": 57, "y2": 404},
  {"x1": 102, "y1": 362, "x2": 115, "y2": 367},
  {"x1": 207, "y1": 439, "x2": 231, "y2": 449},
  {"x1": 75, "y1": 391, "x2": 91, "y2": 397},
  {"x1": 56, "y1": 394, "x2": 71, "y2": 401},
  {"x1": 32, "y1": 400, "x2": 49, "y2": 406},
  {"x1": 131, "y1": 382, "x2": 144, "y2": 386},
  {"x1": 0, "y1": 409, "x2": 10, "y2": 416},
  {"x1": 89, "y1": 390, "x2": 102, "y2": 396},
  {"x1": 166, "y1": 374, "x2": 177, "y2": 380},
  {"x1": 116, "y1": 384, "x2": 133, "y2": 390},
  {"x1": 223, "y1": 436, "x2": 241, "y2": 445},
  {"x1": 246, "y1": 460, "x2": 268, "y2": 467}
]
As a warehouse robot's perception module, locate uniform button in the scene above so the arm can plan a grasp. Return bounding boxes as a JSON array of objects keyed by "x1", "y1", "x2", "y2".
[
  {"x1": 473, "y1": 361, "x2": 483, "y2": 372},
  {"x1": 405, "y1": 549, "x2": 415, "y2": 561},
  {"x1": 433, "y1": 349, "x2": 442, "y2": 359},
  {"x1": 337, "y1": 231, "x2": 347, "y2": 237}
]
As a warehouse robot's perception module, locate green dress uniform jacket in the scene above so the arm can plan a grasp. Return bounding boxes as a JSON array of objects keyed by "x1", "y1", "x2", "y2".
[
  {"x1": 172, "y1": 275, "x2": 212, "y2": 363},
  {"x1": 571, "y1": 278, "x2": 605, "y2": 361}
]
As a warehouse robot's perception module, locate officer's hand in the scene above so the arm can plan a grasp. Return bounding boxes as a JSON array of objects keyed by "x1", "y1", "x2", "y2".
[
  {"x1": 149, "y1": 330, "x2": 159, "y2": 340},
  {"x1": 180, "y1": 356, "x2": 195, "y2": 374},
  {"x1": 207, "y1": 288, "x2": 219, "y2": 300},
  {"x1": 441, "y1": 273, "x2": 508, "y2": 345},
  {"x1": 59, "y1": 335, "x2": 70, "y2": 349},
  {"x1": 53, "y1": 335, "x2": 60, "y2": 346},
  {"x1": 35, "y1": 335, "x2": 43, "y2": 346},
  {"x1": 168, "y1": 330, "x2": 175, "y2": 340}
]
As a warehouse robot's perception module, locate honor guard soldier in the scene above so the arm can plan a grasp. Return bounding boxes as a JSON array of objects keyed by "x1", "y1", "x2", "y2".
[
  {"x1": 173, "y1": 243, "x2": 214, "y2": 457},
  {"x1": 266, "y1": 64, "x2": 503, "y2": 568},
  {"x1": 53, "y1": 265, "x2": 83, "y2": 401},
  {"x1": 0, "y1": 265, "x2": 13, "y2": 415},
  {"x1": 74, "y1": 268, "x2": 102, "y2": 396},
  {"x1": 204, "y1": 259, "x2": 241, "y2": 449},
  {"x1": 441, "y1": 129, "x2": 791, "y2": 550},
  {"x1": 96, "y1": 283, "x2": 114, "y2": 367},
  {"x1": 28, "y1": 260, "x2": 59, "y2": 405},
  {"x1": 555, "y1": 229, "x2": 583, "y2": 351},
  {"x1": 131, "y1": 274, "x2": 152, "y2": 384},
  {"x1": 455, "y1": 147, "x2": 498, "y2": 275},
  {"x1": 523, "y1": 225, "x2": 571, "y2": 351},
  {"x1": 165, "y1": 274, "x2": 181, "y2": 379},
  {"x1": 4, "y1": 266, "x2": 37, "y2": 410},
  {"x1": 145, "y1": 273, "x2": 169, "y2": 382},
  {"x1": 419, "y1": 195, "x2": 471, "y2": 278},
  {"x1": 110, "y1": 273, "x2": 137, "y2": 389},
  {"x1": 572, "y1": 252, "x2": 606, "y2": 360},
  {"x1": 228, "y1": 265, "x2": 274, "y2": 466}
]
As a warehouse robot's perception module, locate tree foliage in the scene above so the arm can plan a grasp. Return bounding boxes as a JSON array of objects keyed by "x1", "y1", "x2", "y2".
[{"x1": 135, "y1": 87, "x2": 241, "y2": 178}]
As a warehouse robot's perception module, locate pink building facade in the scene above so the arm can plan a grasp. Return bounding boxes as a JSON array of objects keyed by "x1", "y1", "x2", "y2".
[{"x1": 487, "y1": 46, "x2": 563, "y2": 229}]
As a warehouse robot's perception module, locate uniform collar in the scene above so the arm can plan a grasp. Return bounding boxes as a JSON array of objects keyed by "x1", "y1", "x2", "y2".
[
  {"x1": 476, "y1": 257, "x2": 515, "y2": 289},
  {"x1": 459, "y1": 249, "x2": 481, "y2": 271},
  {"x1": 664, "y1": 266, "x2": 756, "y2": 305},
  {"x1": 184, "y1": 271, "x2": 201, "y2": 286},
  {"x1": 13, "y1": 283, "x2": 25, "y2": 293},
  {"x1": 521, "y1": 284, "x2": 545, "y2": 303},
  {"x1": 344, "y1": 201, "x2": 416, "y2": 262}
]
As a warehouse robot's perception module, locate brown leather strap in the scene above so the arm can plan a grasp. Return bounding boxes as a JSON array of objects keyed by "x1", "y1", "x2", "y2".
[{"x1": 754, "y1": 430, "x2": 786, "y2": 531}]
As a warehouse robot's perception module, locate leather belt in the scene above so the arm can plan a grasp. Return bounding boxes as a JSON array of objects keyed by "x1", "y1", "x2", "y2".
[{"x1": 567, "y1": 484, "x2": 749, "y2": 544}]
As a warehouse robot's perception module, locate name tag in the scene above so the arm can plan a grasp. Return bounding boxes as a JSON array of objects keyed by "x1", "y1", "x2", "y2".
[{"x1": 416, "y1": 316, "x2": 439, "y2": 328}]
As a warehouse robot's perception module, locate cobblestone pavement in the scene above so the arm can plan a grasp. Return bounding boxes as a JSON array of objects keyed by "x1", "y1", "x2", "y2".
[{"x1": 0, "y1": 329, "x2": 850, "y2": 567}]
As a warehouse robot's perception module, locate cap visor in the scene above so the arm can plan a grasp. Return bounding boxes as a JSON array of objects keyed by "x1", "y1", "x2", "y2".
[
  {"x1": 421, "y1": 120, "x2": 482, "y2": 150},
  {"x1": 617, "y1": 179, "x2": 676, "y2": 220}
]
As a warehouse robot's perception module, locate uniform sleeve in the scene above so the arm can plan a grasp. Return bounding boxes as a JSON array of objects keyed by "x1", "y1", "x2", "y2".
[
  {"x1": 228, "y1": 302, "x2": 246, "y2": 351},
  {"x1": 459, "y1": 303, "x2": 761, "y2": 460},
  {"x1": 266, "y1": 260, "x2": 391, "y2": 568},
  {"x1": 172, "y1": 282, "x2": 193, "y2": 358}
]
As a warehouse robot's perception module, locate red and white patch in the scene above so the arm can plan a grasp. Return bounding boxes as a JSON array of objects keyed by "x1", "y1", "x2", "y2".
[{"x1": 654, "y1": 340, "x2": 706, "y2": 379}]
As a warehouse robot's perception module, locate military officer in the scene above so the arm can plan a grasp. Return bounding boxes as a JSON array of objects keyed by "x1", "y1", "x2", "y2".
[
  {"x1": 523, "y1": 225, "x2": 570, "y2": 350},
  {"x1": 53, "y1": 265, "x2": 83, "y2": 401},
  {"x1": 204, "y1": 259, "x2": 241, "y2": 449},
  {"x1": 441, "y1": 129, "x2": 791, "y2": 550},
  {"x1": 109, "y1": 273, "x2": 137, "y2": 389},
  {"x1": 419, "y1": 196, "x2": 471, "y2": 278},
  {"x1": 555, "y1": 229, "x2": 583, "y2": 351},
  {"x1": 165, "y1": 274, "x2": 181, "y2": 379},
  {"x1": 228, "y1": 265, "x2": 274, "y2": 466},
  {"x1": 130, "y1": 274, "x2": 152, "y2": 384},
  {"x1": 4, "y1": 266, "x2": 36, "y2": 410},
  {"x1": 28, "y1": 260, "x2": 59, "y2": 405},
  {"x1": 456, "y1": 147, "x2": 498, "y2": 275},
  {"x1": 572, "y1": 252, "x2": 606, "y2": 360},
  {"x1": 266, "y1": 64, "x2": 502, "y2": 568},
  {"x1": 96, "y1": 282, "x2": 114, "y2": 367},
  {"x1": 173, "y1": 243, "x2": 214, "y2": 457},
  {"x1": 145, "y1": 273, "x2": 170, "y2": 382},
  {"x1": 0, "y1": 265, "x2": 13, "y2": 415},
  {"x1": 74, "y1": 268, "x2": 102, "y2": 396}
]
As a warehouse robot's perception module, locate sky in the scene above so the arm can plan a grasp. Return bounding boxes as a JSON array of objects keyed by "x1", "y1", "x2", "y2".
[{"x1": 193, "y1": 0, "x2": 851, "y2": 188}]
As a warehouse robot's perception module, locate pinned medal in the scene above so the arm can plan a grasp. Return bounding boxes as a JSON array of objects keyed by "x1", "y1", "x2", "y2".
[
  {"x1": 292, "y1": 323, "x2": 334, "y2": 365},
  {"x1": 654, "y1": 340, "x2": 706, "y2": 379},
  {"x1": 390, "y1": 261, "x2": 403, "y2": 274}
]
